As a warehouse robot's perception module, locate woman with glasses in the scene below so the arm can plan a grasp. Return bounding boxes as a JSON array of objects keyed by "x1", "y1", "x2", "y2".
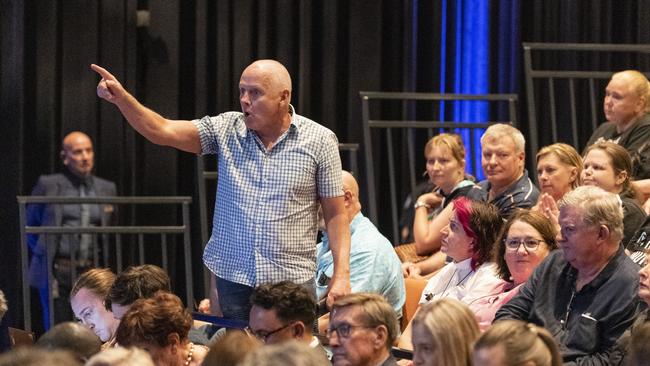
[
  {"x1": 410, "y1": 298, "x2": 480, "y2": 366},
  {"x1": 115, "y1": 291, "x2": 208, "y2": 366},
  {"x1": 472, "y1": 210, "x2": 557, "y2": 330},
  {"x1": 582, "y1": 141, "x2": 646, "y2": 245},
  {"x1": 398, "y1": 197, "x2": 506, "y2": 350}
]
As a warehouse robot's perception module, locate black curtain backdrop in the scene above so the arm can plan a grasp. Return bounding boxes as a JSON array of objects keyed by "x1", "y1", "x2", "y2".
[{"x1": 1, "y1": 0, "x2": 649, "y2": 328}]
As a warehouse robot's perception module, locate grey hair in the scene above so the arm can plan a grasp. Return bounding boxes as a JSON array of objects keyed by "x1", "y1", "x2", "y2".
[
  {"x1": 85, "y1": 347, "x2": 154, "y2": 366},
  {"x1": 481, "y1": 123, "x2": 526, "y2": 153},
  {"x1": 558, "y1": 185, "x2": 624, "y2": 242}
]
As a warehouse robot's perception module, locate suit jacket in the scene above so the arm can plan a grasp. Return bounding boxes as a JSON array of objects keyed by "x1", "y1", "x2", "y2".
[{"x1": 27, "y1": 171, "x2": 116, "y2": 289}]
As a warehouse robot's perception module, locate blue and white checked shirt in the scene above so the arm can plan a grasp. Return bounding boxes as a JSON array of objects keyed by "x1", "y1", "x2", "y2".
[{"x1": 193, "y1": 106, "x2": 343, "y2": 286}]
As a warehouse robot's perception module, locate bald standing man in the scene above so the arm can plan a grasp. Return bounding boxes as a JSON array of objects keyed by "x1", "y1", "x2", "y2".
[
  {"x1": 91, "y1": 60, "x2": 351, "y2": 320},
  {"x1": 27, "y1": 131, "x2": 116, "y2": 330}
]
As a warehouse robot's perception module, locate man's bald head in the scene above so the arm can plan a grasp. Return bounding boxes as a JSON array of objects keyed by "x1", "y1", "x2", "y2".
[
  {"x1": 342, "y1": 171, "x2": 361, "y2": 219},
  {"x1": 243, "y1": 60, "x2": 292, "y2": 97},
  {"x1": 61, "y1": 131, "x2": 94, "y2": 178},
  {"x1": 342, "y1": 171, "x2": 359, "y2": 198}
]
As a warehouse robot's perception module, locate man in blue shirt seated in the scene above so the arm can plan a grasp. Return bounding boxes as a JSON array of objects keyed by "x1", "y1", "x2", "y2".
[{"x1": 316, "y1": 171, "x2": 405, "y2": 316}]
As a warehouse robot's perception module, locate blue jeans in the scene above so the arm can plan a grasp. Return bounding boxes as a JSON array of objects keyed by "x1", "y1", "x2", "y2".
[{"x1": 215, "y1": 277, "x2": 316, "y2": 323}]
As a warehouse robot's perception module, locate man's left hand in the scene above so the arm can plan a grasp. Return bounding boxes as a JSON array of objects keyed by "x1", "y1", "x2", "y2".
[{"x1": 326, "y1": 276, "x2": 351, "y2": 308}]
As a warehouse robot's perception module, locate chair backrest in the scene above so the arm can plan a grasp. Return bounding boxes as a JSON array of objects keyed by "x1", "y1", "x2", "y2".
[
  {"x1": 401, "y1": 278, "x2": 428, "y2": 331},
  {"x1": 8, "y1": 327, "x2": 34, "y2": 349}
]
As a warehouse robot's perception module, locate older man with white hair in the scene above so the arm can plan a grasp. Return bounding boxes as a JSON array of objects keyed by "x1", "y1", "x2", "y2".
[{"x1": 495, "y1": 186, "x2": 641, "y2": 365}]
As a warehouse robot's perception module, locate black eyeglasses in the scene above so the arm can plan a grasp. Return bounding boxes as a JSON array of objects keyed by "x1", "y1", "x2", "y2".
[
  {"x1": 245, "y1": 322, "x2": 294, "y2": 343},
  {"x1": 326, "y1": 323, "x2": 374, "y2": 339},
  {"x1": 504, "y1": 237, "x2": 545, "y2": 251}
]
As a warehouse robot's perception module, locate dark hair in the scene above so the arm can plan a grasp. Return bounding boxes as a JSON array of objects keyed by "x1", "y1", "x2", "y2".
[
  {"x1": 452, "y1": 197, "x2": 503, "y2": 270},
  {"x1": 250, "y1": 281, "x2": 316, "y2": 326},
  {"x1": 115, "y1": 291, "x2": 192, "y2": 347},
  {"x1": 105, "y1": 264, "x2": 170, "y2": 310},
  {"x1": 70, "y1": 268, "x2": 115, "y2": 300},
  {"x1": 493, "y1": 210, "x2": 558, "y2": 281}
]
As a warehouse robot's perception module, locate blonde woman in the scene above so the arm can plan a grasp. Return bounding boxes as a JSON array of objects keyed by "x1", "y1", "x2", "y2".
[
  {"x1": 532, "y1": 143, "x2": 581, "y2": 223},
  {"x1": 473, "y1": 320, "x2": 562, "y2": 366},
  {"x1": 411, "y1": 298, "x2": 480, "y2": 366}
]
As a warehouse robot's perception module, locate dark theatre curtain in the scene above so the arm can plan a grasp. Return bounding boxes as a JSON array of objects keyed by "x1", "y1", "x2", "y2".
[
  {"x1": 519, "y1": 0, "x2": 650, "y2": 151},
  {"x1": 2, "y1": 0, "x2": 650, "y2": 328}
]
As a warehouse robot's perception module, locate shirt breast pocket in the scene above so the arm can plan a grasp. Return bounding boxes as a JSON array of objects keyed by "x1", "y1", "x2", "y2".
[{"x1": 568, "y1": 314, "x2": 599, "y2": 353}]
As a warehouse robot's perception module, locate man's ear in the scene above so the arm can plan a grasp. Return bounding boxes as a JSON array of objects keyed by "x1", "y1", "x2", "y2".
[
  {"x1": 597, "y1": 224, "x2": 611, "y2": 242},
  {"x1": 292, "y1": 321, "x2": 306, "y2": 339},
  {"x1": 373, "y1": 325, "x2": 388, "y2": 349},
  {"x1": 343, "y1": 189, "x2": 353, "y2": 206}
]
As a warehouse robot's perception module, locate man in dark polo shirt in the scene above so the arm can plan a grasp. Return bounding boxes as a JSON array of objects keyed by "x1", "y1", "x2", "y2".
[
  {"x1": 495, "y1": 186, "x2": 641, "y2": 365},
  {"x1": 475, "y1": 123, "x2": 539, "y2": 217}
]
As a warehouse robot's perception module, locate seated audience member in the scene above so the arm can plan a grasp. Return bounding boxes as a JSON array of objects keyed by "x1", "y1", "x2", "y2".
[
  {"x1": 85, "y1": 347, "x2": 155, "y2": 366},
  {"x1": 532, "y1": 143, "x2": 581, "y2": 222},
  {"x1": 612, "y1": 251, "x2": 650, "y2": 365},
  {"x1": 316, "y1": 171, "x2": 405, "y2": 314},
  {"x1": 476, "y1": 123, "x2": 539, "y2": 217},
  {"x1": 410, "y1": 298, "x2": 480, "y2": 366},
  {"x1": 70, "y1": 268, "x2": 119, "y2": 348},
  {"x1": 248, "y1": 281, "x2": 321, "y2": 348},
  {"x1": 404, "y1": 134, "x2": 482, "y2": 279},
  {"x1": 627, "y1": 322, "x2": 650, "y2": 366},
  {"x1": 495, "y1": 186, "x2": 641, "y2": 364},
  {"x1": 202, "y1": 330, "x2": 261, "y2": 366},
  {"x1": 473, "y1": 210, "x2": 557, "y2": 330},
  {"x1": 398, "y1": 198, "x2": 506, "y2": 349},
  {"x1": 585, "y1": 70, "x2": 650, "y2": 181},
  {"x1": 0, "y1": 348, "x2": 81, "y2": 366},
  {"x1": 411, "y1": 124, "x2": 539, "y2": 258},
  {"x1": 328, "y1": 293, "x2": 399, "y2": 366},
  {"x1": 105, "y1": 264, "x2": 170, "y2": 319},
  {"x1": 115, "y1": 291, "x2": 208, "y2": 366},
  {"x1": 473, "y1": 320, "x2": 563, "y2": 366},
  {"x1": 628, "y1": 216, "x2": 650, "y2": 266},
  {"x1": 582, "y1": 141, "x2": 646, "y2": 244},
  {"x1": 240, "y1": 340, "x2": 329, "y2": 366},
  {"x1": 35, "y1": 321, "x2": 102, "y2": 362},
  {"x1": 412, "y1": 133, "x2": 481, "y2": 253}
]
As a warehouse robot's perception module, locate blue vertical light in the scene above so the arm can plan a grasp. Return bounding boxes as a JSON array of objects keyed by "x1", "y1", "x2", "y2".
[{"x1": 450, "y1": 0, "x2": 489, "y2": 181}]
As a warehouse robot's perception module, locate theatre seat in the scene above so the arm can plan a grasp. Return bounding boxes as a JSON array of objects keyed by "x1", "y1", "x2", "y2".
[
  {"x1": 401, "y1": 278, "x2": 427, "y2": 331},
  {"x1": 8, "y1": 327, "x2": 34, "y2": 349}
]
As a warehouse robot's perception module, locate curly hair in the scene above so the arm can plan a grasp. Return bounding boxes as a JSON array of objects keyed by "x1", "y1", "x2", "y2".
[
  {"x1": 114, "y1": 291, "x2": 191, "y2": 347},
  {"x1": 250, "y1": 281, "x2": 316, "y2": 326}
]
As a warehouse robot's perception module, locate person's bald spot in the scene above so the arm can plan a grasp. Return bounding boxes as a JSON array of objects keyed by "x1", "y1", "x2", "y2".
[
  {"x1": 243, "y1": 60, "x2": 292, "y2": 95},
  {"x1": 342, "y1": 171, "x2": 359, "y2": 198},
  {"x1": 63, "y1": 131, "x2": 93, "y2": 150}
]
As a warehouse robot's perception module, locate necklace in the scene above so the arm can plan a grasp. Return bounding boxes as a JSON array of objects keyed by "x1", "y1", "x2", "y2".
[
  {"x1": 424, "y1": 267, "x2": 474, "y2": 301},
  {"x1": 184, "y1": 342, "x2": 194, "y2": 366}
]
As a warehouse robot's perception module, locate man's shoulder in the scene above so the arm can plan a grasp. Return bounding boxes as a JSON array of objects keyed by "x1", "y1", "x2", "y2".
[
  {"x1": 92, "y1": 175, "x2": 116, "y2": 189},
  {"x1": 35, "y1": 173, "x2": 67, "y2": 186},
  {"x1": 293, "y1": 113, "x2": 335, "y2": 137}
]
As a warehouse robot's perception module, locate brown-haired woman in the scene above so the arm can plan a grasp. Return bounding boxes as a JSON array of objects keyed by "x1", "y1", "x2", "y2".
[
  {"x1": 115, "y1": 291, "x2": 208, "y2": 366},
  {"x1": 582, "y1": 141, "x2": 646, "y2": 245}
]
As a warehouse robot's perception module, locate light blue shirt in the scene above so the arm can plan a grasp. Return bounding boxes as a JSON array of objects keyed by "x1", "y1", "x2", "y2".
[
  {"x1": 194, "y1": 106, "x2": 343, "y2": 287},
  {"x1": 316, "y1": 212, "x2": 405, "y2": 315}
]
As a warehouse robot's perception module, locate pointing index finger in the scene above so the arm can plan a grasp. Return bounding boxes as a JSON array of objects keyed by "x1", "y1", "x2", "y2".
[{"x1": 90, "y1": 64, "x2": 116, "y2": 82}]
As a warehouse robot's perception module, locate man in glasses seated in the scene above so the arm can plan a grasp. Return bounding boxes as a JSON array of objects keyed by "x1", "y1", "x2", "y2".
[
  {"x1": 328, "y1": 293, "x2": 399, "y2": 366},
  {"x1": 247, "y1": 281, "x2": 329, "y2": 358}
]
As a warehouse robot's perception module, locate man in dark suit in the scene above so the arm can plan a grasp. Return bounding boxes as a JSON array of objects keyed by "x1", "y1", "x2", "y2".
[{"x1": 27, "y1": 131, "x2": 116, "y2": 330}]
